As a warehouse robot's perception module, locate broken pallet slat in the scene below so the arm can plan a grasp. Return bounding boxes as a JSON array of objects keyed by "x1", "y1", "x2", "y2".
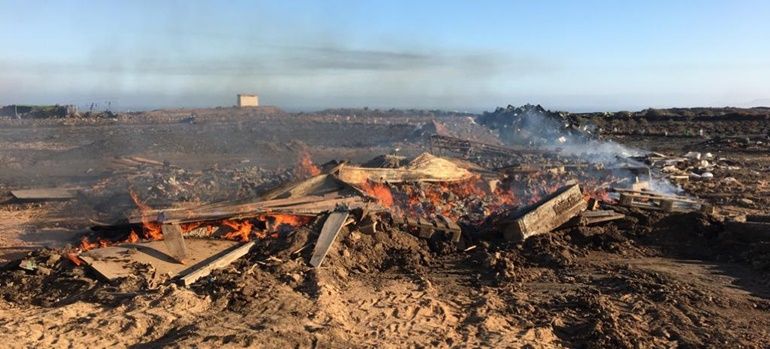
[
  {"x1": 161, "y1": 224, "x2": 189, "y2": 263},
  {"x1": 504, "y1": 184, "x2": 587, "y2": 241},
  {"x1": 10, "y1": 188, "x2": 79, "y2": 201},
  {"x1": 310, "y1": 210, "x2": 350, "y2": 267},
  {"x1": 179, "y1": 241, "x2": 255, "y2": 286}
]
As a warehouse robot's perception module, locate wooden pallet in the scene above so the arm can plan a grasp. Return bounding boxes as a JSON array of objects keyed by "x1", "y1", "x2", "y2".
[{"x1": 616, "y1": 190, "x2": 705, "y2": 213}]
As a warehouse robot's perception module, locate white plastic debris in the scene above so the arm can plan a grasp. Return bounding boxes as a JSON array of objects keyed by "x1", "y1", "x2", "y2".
[
  {"x1": 557, "y1": 136, "x2": 567, "y2": 144},
  {"x1": 662, "y1": 165, "x2": 679, "y2": 173},
  {"x1": 684, "y1": 151, "x2": 701, "y2": 160}
]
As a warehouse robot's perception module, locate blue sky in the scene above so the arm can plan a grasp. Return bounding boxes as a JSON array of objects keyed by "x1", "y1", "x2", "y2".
[{"x1": 1, "y1": 0, "x2": 769, "y2": 111}]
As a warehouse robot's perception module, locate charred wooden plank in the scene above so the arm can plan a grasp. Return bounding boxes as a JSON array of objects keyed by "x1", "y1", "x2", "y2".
[
  {"x1": 503, "y1": 184, "x2": 587, "y2": 241},
  {"x1": 437, "y1": 215, "x2": 462, "y2": 242},
  {"x1": 310, "y1": 210, "x2": 349, "y2": 267},
  {"x1": 417, "y1": 218, "x2": 435, "y2": 239}
]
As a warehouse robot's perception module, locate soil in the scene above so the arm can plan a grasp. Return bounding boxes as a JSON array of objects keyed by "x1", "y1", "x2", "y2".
[{"x1": 0, "y1": 106, "x2": 769, "y2": 348}]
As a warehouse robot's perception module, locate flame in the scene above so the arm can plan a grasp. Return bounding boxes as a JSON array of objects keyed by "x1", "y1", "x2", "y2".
[
  {"x1": 127, "y1": 230, "x2": 140, "y2": 243},
  {"x1": 295, "y1": 151, "x2": 321, "y2": 178},
  {"x1": 222, "y1": 219, "x2": 254, "y2": 241},
  {"x1": 129, "y1": 190, "x2": 163, "y2": 240},
  {"x1": 269, "y1": 213, "x2": 314, "y2": 229},
  {"x1": 79, "y1": 236, "x2": 108, "y2": 251},
  {"x1": 358, "y1": 181, "x2": 394, "y2": 207}
]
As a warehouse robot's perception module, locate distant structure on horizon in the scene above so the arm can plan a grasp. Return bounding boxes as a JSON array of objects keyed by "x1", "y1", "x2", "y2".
[{"x1": 237, "y1": 94, "x2": 259, "y2": 107}]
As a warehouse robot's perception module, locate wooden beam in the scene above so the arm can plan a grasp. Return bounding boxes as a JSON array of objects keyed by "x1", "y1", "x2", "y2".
[
  {"x1": 179, "y1": 241, "x2": 255, "y2": 286},
  {"x1": 504, "y1": 184, "x2": 587, "y2": 241},
  {"x1": 161, "y1": 224, "x2": 189, "y2": 263},
  {"x1": 310, "y1": 210, "x2": 349, "y2": 267}
]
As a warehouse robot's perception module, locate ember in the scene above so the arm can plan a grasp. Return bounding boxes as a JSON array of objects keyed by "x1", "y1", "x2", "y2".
[{"x1": 358, "y1": 180, "x2": 394, "y2": 207}]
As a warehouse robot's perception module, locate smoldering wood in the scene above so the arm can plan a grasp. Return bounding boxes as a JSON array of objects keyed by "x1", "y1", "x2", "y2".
[
  {"x1": 391, "y1": 214, "x2": 462, "y2": 243},
  {"x1": 335, "y1": 153, "x2": 473, "y2": 184},
  {"x1": 503, "y1": 184, "x2": 587, "y2": 241}
]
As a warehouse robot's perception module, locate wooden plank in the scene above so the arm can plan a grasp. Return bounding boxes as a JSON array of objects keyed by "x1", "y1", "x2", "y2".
[
  {"x1": 310, "y1": 210, "x2": 349, "y2": 267},
  {"x1": 179, "y1": 241, "x2": 255, "y2": 286},
  {"x1": 10, "y1": 188, "x2": 79, "y2": 201},
  {"x1": 161, "y1": 224, "x2": 189, "y2": 263},
  {"x1": 335, "y1": 153, "x2": 473, "y2": 184},
  {"x1": 80, "y1": 239, "x2": 239, "y2": 281},
  {"x1": 130, "y1": 195, "x2": 360, "y2": 225},
  {"x1": 580, "y1": 210, "x2": 625, "y2": 225},
  {"x1": 504, "y1": 184, "x2": 587, "y2": 241}
]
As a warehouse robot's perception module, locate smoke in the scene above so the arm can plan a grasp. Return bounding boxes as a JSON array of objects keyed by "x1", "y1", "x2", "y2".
[{"x1": 478, "y1": 104, "x2": 681, "y2": 194}]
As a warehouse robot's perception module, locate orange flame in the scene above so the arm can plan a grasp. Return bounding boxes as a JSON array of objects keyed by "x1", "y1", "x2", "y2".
[
  {"x1": 295, "y1": 151, "x2": 321, "y2": 178},
  {"x1": 358, "y1": 181, "x2": 394, "y2": 207},
  {"x1": 222, "y1": 219, "x2": 254, "y2": 241},
  {"x1": 127, "y1": 230, "x2": 140, "y2": 243},
  {"x1": 79, "y1": 236, "x2": 108, "y2": 251},
  {"x1": 129, "y1": 190, "x2": 163, "y2": 240},
  {"x1": 269, "y1": 213, "x2": 314, "y2": 229}
]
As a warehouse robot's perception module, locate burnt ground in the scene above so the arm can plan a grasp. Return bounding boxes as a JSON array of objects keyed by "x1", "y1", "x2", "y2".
[{"x1": 0, "y1": 106, "x2": 769, "y2": 348}]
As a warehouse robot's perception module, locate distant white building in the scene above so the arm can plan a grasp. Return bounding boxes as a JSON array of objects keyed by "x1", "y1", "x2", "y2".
[{"x1": 237, "y1": 94, "x2": 259, "y2": 107}]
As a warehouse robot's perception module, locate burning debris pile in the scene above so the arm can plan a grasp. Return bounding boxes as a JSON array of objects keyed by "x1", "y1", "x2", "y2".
[
  {"x1": 25, "y1": 134, "x2": 714, "y2": 290},
  {"x1": 2, "y1": 105, "x2": 770, "y2": 347},
  {"x1": 2, "y1": 103, "x2": 727, "y2": 294}
]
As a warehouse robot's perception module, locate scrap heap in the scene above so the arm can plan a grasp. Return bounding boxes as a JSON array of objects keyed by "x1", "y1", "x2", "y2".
[{"x1": 61, "y1": 135, "x2": 713, "y2": 286}]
